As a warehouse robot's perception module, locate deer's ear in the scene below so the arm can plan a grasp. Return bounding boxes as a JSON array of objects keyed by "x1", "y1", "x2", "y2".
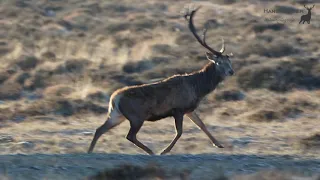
[{"x1": 206, "y1": 52, "x2": 217, "y2": 62}]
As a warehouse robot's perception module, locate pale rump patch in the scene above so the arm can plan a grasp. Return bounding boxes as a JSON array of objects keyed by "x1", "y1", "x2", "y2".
[
  {"x1": 106, "y1": 108, "x2": 126, "y2": 127},
  {"x1": 107, "y1": 94, "x2": 125, "y2": 124},
  {"x1": 108, "y1": 94, "x2": 123, "y2": 118}
]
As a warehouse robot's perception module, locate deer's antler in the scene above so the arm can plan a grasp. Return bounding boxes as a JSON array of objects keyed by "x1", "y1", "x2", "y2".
[{"x1": 185, "y1": 7, "x2": 224, "y2": 56}]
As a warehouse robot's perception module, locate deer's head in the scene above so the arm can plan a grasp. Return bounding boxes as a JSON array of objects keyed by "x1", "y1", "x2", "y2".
[{"x1": 185, "y1": 7, "x2": 234, "y2": 78}]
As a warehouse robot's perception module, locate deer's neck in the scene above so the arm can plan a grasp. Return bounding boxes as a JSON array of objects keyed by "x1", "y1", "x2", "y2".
[
  {"x1": 192, "y1": 62, "x2": 223, "y2": 98},
  {"x1": 308, "y1": 10, "x2": 311, "y2": 15}
]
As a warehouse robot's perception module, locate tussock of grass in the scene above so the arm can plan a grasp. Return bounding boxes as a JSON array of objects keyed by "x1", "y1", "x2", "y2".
[
  {"x1": 250, "y1": 23, "x2": 287, "y2": 33},
  {"x1": 54, "y1": 59, "x2": 91, "y2": 74},
  {"x1": 11, "y1": 56, "x2": 39, "y2": 71},
  {"x1": 43, "y1": 85, "x2": 75, "y2": 98},
  {"x1": 86, "y1": 91, "x2": 108, "y2": 103},
  {"x1": 0, "y1": 81, "x2": 22, "y2": 100},
  {"x1": 300, "y1": 134, "x2": 320, "y2": 149},
  {"x1": 214, "y1": 89, "x2": 245, "y2": 102},
  {"x1": 0, "y1": 71, "x2": 10, "y2": 84},
  {"x1": 87, "y1": 162, "x2": 228, "y2": 180},
  {"x1": 88, "y1": 163, "x2": 165, "y2": 180}
]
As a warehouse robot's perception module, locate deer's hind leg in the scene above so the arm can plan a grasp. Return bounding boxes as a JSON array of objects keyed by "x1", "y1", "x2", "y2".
[
  {"x1": 88, "y1": 110, "x2": 125, "y2": 153},
  {"x1": 126, "y1": 118, "x2": 154, "y2": 155}
]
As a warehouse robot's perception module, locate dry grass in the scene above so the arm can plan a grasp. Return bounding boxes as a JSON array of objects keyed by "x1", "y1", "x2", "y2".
[{"x1": 0, "y1": 0, "x2": 319, "y2": 155}]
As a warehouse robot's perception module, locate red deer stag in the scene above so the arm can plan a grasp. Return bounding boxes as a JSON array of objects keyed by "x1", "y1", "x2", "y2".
[{"x1": 88, "y1": 7, "x2": 234, "y2": 155}]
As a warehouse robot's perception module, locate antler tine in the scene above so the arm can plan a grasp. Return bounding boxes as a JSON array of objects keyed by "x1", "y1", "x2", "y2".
[
  {"x1": 219, "y1": 38, "x2": 225, "y2": 54},
  {"x1": 311, "y1": 4, "x2": 315, "y2": 8},
  {"x1": 304, "y1": 5, "x2": 307, "y2": 9},
  {"x1": 187, "y1": 7, "x2": 221, "y2": 56}
]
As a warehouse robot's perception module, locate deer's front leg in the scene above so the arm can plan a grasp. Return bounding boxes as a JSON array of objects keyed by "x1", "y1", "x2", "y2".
[{"x1": 186, "y1": 112, "x2": 224, "y2": 148}]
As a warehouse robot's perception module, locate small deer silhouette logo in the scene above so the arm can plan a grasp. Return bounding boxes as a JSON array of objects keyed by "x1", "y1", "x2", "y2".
[{"x1": 299, "y1": 5, "x2": 315, "y2": 24}]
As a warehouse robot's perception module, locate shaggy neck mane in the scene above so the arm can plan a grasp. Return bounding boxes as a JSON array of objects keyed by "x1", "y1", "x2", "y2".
[{"x1": 188, "y1": 61, "x2": 223, "y2": 98}]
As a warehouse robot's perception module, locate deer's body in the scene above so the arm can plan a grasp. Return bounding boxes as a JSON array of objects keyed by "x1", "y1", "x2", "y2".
[
  {"x1": 113, "y1": 62, "x2": 221, "y2": 122},
  {"x1": 88, "y1": 7, "x2": 234, "y2": 155}
]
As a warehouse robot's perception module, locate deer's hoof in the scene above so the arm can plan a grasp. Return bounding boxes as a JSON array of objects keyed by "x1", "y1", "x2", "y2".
[
  {"x1": 214, "y1": 144, "x2": 224, "y2": 148},
  {"x1": 160, "y1": 151, "x2": 168, "y2": 155}
]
